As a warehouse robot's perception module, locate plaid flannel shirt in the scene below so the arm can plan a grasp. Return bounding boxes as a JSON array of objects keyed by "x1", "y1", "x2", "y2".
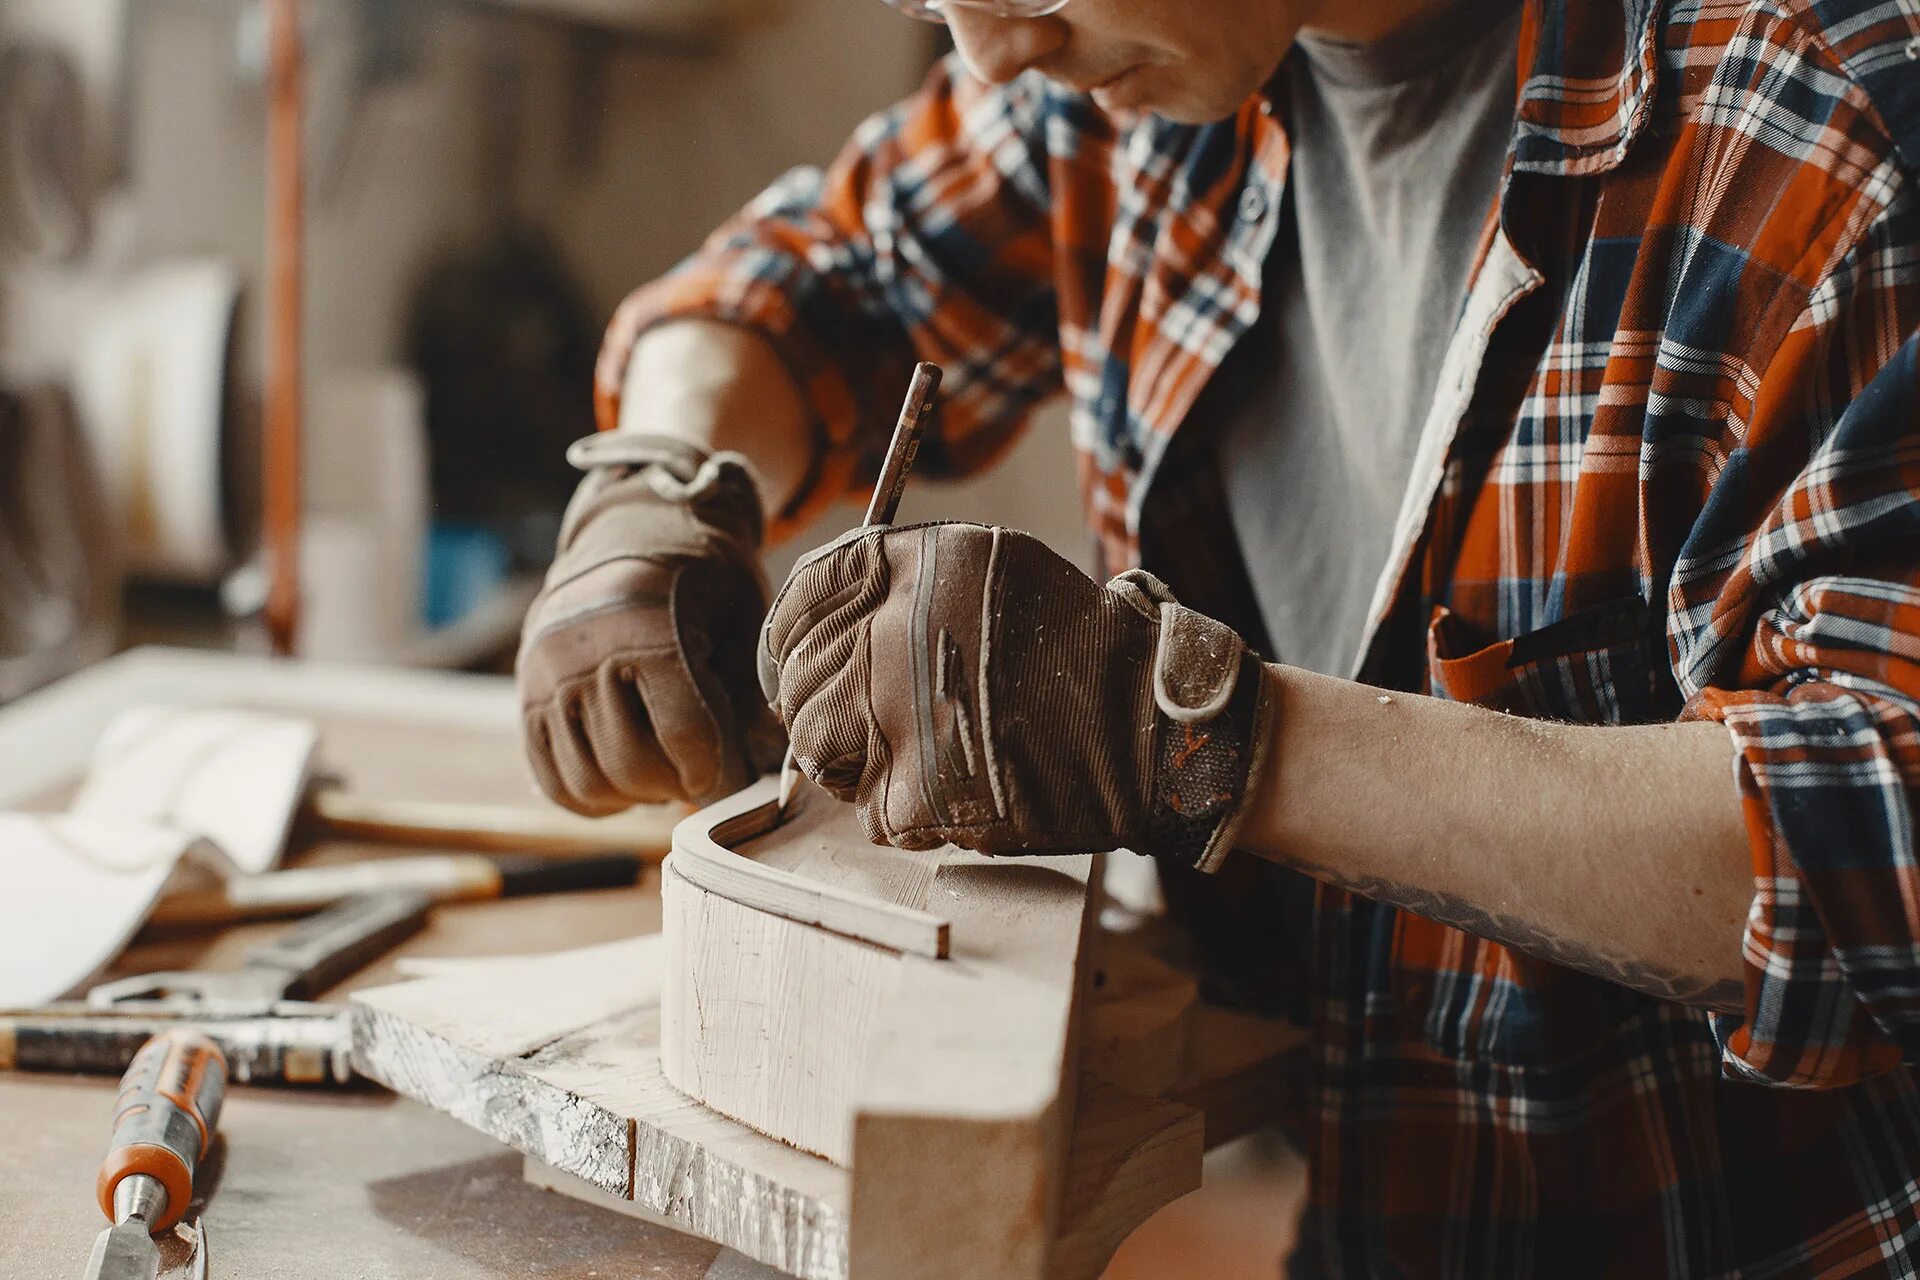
[{"x1": 599, "y1": 0, "x2": 1920, "y2": 1272}]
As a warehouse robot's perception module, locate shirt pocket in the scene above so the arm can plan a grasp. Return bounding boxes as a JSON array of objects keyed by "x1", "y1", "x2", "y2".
[
  {"x1": 1425, "y1": 595, "x2": 1666, "y2": 725},
  {"x1": 1394, "y1": 597, "x2": 1673, "y2": 1066}
]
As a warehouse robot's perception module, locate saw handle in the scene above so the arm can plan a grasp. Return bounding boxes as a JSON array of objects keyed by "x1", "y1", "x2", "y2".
[{"x1": 95, "y1": 1029, "x2": 227, "y2": 1231}]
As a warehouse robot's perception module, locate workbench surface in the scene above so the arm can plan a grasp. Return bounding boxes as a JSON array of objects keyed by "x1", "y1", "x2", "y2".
[
  {"x1": 0, "y1": 649, "x2": 1305, "y2": 1279},
  {"x1": 0, "y1": 649, "x2": 781, "y2": 1279}
]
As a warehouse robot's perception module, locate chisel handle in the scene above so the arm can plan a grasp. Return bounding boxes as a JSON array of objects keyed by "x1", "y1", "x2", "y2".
[{"x1": 95, "y1": 1029, "x2": 227, "y2": 1231}]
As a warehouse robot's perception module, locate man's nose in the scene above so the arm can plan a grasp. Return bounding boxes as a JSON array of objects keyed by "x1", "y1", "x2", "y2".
[{"x1": 944, "y1": 11, "x2": 1066, "y2": 86}]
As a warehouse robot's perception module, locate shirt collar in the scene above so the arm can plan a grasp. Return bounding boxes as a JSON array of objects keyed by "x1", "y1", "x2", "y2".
[{"x1": 1509, "y1": 0, "x2": 1665, "y2": 175}]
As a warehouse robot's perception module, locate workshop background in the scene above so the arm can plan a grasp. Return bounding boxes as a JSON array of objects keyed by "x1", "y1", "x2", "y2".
[{"x1": 0, "y1": 0, "x2": 1298, "y2": 1273}]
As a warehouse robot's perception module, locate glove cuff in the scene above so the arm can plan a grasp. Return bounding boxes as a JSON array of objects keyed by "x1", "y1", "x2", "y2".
[
  {"x1": 566, "y1": 431, "x2": 712, "y2": 481},
  {"x1": 1143, "y1": 649, "x2": 1271, "y2": 872},
  {"x1": 1112, "y1": 570, "x2": 1272, "y2": 873},
  {"x1": 559, "y1": 432, "x2": 766, "y2": 552}
]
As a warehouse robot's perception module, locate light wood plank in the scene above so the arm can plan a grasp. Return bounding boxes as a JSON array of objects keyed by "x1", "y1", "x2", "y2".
[
  {"x1": 352, "y1": 923, "x2": 1302, "y2": 1280},
  {"x1": 351, "y1": 934, "x2": 853, "y2": 1280}
]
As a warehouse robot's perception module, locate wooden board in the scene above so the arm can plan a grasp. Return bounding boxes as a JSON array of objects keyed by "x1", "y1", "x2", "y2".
[
  {"x1": 354, "y1": 935, "x2": 854, "y2": 1280},
  {"x1": 352, "y1": 928, "x2": 1305, "y2": 1280}
]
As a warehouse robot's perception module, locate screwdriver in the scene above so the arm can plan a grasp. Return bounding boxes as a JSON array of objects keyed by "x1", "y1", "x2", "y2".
[
  {"x1": 777, "y1": 361, "x2": 943, "y2": 815},
  {"x1": 83, "y1": 1028, "x2": 227, "y2": 1280}
]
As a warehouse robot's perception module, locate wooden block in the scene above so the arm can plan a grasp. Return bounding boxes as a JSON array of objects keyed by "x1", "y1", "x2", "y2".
[
  {"x1": 662, "y1": 861, "x2": 904, "y2": 1164},
  {"x1": 658, "y1": 779, "x2": 955, "y2": 1167},
  {"x1": 1084, "y1": 931, "x2": 1199, "y2": 1097},
  {"x1": 660, "y1": 778, "x2": 1097, "y2": 1278},
  {"x1": 846, "y1": 855, "x2": 1097, "y2": 1280}
]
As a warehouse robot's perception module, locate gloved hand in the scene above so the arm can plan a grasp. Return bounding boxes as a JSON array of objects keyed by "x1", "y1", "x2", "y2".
[
  {"x1": 758, "y1": 521, "x2": 1271, "y2": 869},
  {"x1": 518, "y1": 433, "x2": 783, "y2": 814}
]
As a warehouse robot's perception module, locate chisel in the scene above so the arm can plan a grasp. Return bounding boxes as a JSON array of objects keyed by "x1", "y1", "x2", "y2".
[
  {"x1": 147, "y1": 848, "x2": 644, "y2": 926},
  {"x1": 778, "y1": 361, "x2": 943, "y2": 815},
  {"x1": 83, "y1": 1028, "x2": 227, "y2": 1280}
]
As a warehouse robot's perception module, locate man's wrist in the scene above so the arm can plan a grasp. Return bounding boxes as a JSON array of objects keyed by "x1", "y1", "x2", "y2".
[
  {"x1": 618, "y1": 318, "x2": 811, "y2": 515},
  {"x1": 1218, "y1": 662, "x2": 1289, "y2": 866}
]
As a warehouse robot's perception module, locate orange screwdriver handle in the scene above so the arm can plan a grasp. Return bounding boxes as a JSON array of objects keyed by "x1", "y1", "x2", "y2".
[{"x1": 94, "y1": 1029, "x2": 228, "y2": 1231}]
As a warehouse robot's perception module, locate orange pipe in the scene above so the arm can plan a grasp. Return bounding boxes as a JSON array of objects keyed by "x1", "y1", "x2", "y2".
[{"x1": 263, "y1": 0, "x2": 304, "y2": 655}]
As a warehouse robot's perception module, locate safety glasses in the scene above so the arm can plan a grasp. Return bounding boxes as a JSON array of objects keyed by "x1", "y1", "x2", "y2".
[{"x1": 880, "y1": 0, "x2": 1072, "y2": 22}]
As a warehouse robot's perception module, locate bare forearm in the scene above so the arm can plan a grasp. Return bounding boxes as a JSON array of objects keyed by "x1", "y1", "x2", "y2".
[
  {"x1": 618, "y1": 319, "x2": 812, "y2": 514},
  {"x1": 1239, "y1": 666, "x2": 1754, "y2": 1012}
]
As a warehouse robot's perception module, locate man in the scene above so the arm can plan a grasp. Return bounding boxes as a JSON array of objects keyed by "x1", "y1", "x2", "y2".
[{"x1": 516, "y1": 0, "x2": 1920, "y2": 1270}]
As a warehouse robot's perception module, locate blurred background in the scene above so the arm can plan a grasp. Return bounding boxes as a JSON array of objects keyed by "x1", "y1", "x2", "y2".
[
  {"x1": 0, "y1": 1, "x2": 1294, "y2": 1271},
  {"x1": 0, "y1": 0, "x2": 1087, "y2": 690}
]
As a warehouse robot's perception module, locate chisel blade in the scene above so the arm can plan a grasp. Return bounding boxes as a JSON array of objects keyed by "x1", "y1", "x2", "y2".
[{"x1": 81, "y1": 1222, "x2": 158, "y2": 1280}]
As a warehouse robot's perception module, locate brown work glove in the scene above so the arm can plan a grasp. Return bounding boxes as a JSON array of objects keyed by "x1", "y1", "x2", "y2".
[
  {"x1": 518, "y1": 433, "x2": 782, "y2": 814},
  {"x1": 758, "y1": 522, "x2": 1271, "y2": 869}
]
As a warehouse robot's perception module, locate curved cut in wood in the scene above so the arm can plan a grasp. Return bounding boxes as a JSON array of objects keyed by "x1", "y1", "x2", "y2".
[{"x1": 668, "y1": 776, "x2": 950, "y2": 959}]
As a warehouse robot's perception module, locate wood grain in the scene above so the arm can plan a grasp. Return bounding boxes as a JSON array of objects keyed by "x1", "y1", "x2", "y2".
[{"x1": 661, "y1": 861, "x2": 903, "y2": 1165}]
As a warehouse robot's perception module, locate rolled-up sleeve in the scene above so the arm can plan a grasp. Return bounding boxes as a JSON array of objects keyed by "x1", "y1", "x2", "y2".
[
  {"x1": 595, "y1": 56, "x2": 1064, "y2": 538},
  {"x1": 1682, "y1": 270, "x2": 1920, "y2": 1086}
]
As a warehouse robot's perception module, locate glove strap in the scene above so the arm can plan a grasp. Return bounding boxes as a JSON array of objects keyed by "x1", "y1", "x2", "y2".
[{"x1": 1113, "y1": 569, "x2": 1273, "y2": 873}]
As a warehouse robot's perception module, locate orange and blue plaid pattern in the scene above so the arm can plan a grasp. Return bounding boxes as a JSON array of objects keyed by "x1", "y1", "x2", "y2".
[{"x1": 600, "y1": 0, "x2": 1920, "y2": 1271}]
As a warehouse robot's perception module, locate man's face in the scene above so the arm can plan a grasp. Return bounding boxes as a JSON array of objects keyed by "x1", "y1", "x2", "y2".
[{"x1": 942, "y1": 0, "x2": 1327, "y2": 125}]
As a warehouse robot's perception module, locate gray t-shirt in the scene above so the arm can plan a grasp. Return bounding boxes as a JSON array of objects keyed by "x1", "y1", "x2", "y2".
[{"x1": 1217, "y1": 2, "x2": 1522, "y2": 677}]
